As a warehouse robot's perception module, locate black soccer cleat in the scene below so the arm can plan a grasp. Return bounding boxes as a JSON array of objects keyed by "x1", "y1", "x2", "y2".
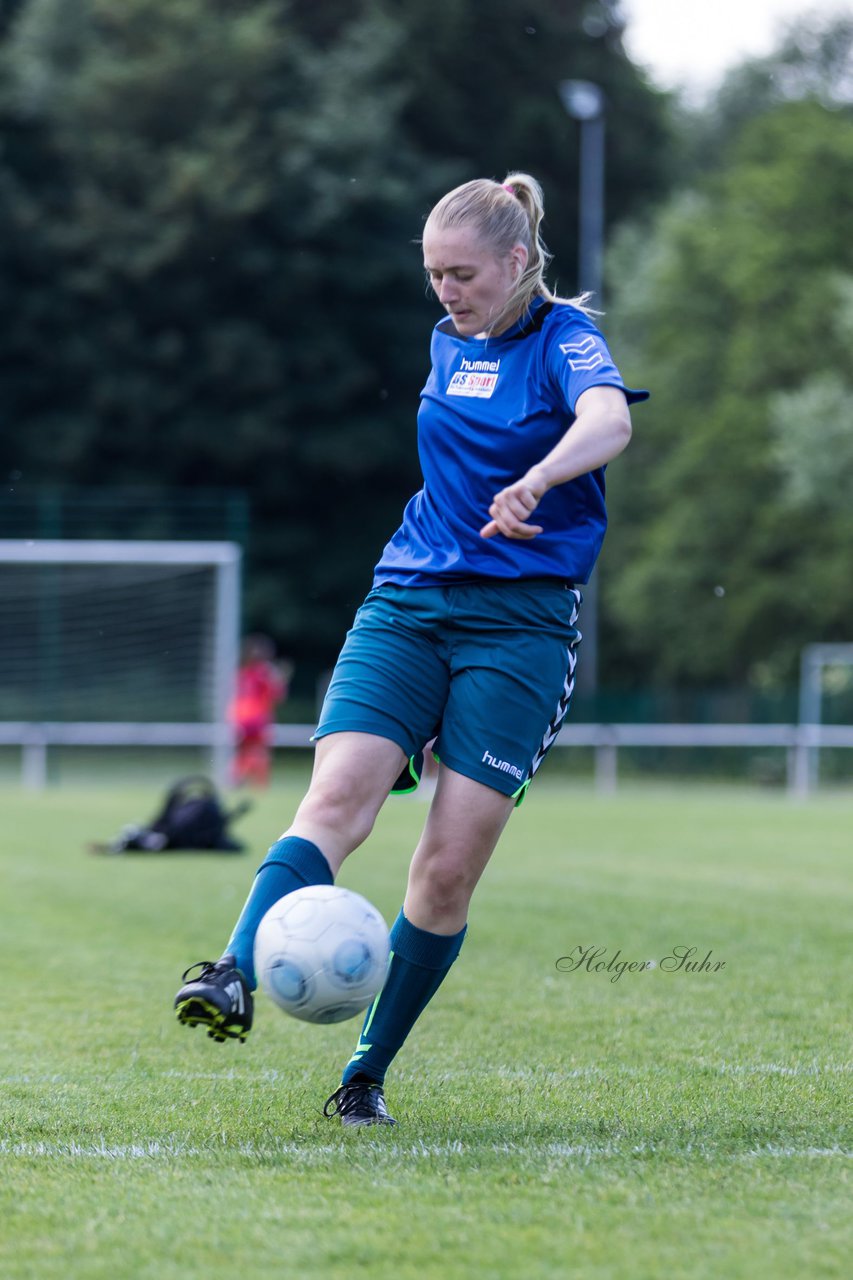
[
  {"x1": 323, "y1": 1080, "x2": 397, "y2": 1128},
  {"x1": 174, "y1": 955, "x2": 253, "y2": 1043}
]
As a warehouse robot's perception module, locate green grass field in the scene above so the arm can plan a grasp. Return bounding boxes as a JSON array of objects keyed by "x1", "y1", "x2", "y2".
[{"x1": 2, "y1": 779, "x2": 850, "y2": 1279}]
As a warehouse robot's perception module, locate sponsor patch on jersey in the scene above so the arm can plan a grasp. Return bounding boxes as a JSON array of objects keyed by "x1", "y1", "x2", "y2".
[
  {"x1": 559, "y1": 335, "x2": 604, "y2": 372},
  {"x1": 446, "y1": 371, "x2": 499, "y2": 398},
  {"x1": 446, "y1": 355, "x2": 501, "y2": 399}
]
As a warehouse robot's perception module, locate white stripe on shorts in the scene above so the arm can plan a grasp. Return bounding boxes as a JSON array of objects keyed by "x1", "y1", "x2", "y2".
[{"x1": 529, "y1": 588, "x2": 582, "y2": 777}]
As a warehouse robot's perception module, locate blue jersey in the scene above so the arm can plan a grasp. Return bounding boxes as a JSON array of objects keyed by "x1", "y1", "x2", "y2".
[{"x1": 373, "y1": 299, "x2": 648, "y2": 586}]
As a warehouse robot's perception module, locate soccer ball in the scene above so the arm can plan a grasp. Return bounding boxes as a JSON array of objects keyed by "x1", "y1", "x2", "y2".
[{"x1": 254, "y1": 885, "x2": 390, "y2": 1024}]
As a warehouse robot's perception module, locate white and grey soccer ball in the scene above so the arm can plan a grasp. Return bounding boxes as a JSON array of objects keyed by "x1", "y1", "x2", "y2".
[{"x1": 254, "y1": 885, "x2": 390, "y2": 1024}]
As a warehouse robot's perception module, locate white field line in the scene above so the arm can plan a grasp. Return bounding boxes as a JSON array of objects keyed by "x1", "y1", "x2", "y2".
[
  {"x1": 3, "y1": 1063, "x2": 849, "y2": 1088},
  {"x1": 457, "y1": 1062, "x2": 853, "y2": 1082},
  {"x1": 155, "y1": 1062, "x2": 853, "y2": 1085},
  {"x1": 715, "y1": 1062, "x2": 853, "y2": 1076},
  {"x1": 1, "y1": 1069, "x2": 283, "y2": 1085},
  {"x1": 1, "y1": 1138, "x2": 850, "y2": 1162}
]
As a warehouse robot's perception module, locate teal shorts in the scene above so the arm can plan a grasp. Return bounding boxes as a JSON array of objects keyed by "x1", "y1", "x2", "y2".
[{"x1": 314, "y1": 580, "x2": 582, "y2": 802}]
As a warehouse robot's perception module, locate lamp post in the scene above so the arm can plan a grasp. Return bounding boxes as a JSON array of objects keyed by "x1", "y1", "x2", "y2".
[{"x1": 558, "y1": 79, "x2": 606, "y2": 697}]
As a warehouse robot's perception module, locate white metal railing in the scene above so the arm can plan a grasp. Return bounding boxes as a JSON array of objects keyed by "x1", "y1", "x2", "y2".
[
  {"x1": 0, "y1": 721, "x2": 311, "y2": 790},
  {"x1": 2, "y1": 721, "x2": 853, "y2": 795}
]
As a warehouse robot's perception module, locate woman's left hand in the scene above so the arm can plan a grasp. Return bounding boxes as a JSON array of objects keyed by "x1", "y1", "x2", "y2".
[{"x1": 480, "y1": 469, "x2": 547, "y2": 540}]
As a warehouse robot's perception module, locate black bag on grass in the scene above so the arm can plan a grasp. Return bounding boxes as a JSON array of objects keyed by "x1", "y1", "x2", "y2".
[{"x1": 94, "y1": 776, "x2": 250, "y2": 854}]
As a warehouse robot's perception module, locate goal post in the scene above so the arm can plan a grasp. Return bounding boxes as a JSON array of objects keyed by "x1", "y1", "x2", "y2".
[
  {"x1": 0, "y1": 540, "x2": 241, "y2": 785},
  {"x1": 796, "y1": 642, "x2": 853, "y2": 794}
]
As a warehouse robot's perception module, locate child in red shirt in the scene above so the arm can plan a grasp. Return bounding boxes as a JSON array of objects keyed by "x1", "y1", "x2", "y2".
[{"x1": 229, "y1": 635, "x2": 291, "y2": 787}]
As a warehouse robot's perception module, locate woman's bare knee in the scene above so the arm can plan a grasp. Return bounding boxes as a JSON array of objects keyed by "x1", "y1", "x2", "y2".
[
  {"x1": 283, "y1": 732, "x2": 407, "y2": 869},
  {"x1": 405, "y1": 854, "x2": 477, "y2": 931},
  {"x1": 294, "y1": 775, "x2": 378, "y2": 852},
  {"x1": 402, "y1": 769, "x2": 515, "y2": 931}
]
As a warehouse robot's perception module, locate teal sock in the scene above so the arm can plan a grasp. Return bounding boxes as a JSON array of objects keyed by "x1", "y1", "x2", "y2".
[
  {"x1": 341, "y1": 909, "x2": 466, "y2": 1086},
  {"x1": 224, "y1": 836, "x2": 333, "y2": 989}
]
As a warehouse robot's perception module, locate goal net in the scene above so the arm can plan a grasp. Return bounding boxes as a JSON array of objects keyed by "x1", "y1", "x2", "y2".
[{"x1": 0, "y1": 540, "x2": 241, "y2": 779}]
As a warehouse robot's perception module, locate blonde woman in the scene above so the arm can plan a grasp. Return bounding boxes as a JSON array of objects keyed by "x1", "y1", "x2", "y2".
[{"x1": 175, "y1": 173, "x2": 648, "y2": 1126}]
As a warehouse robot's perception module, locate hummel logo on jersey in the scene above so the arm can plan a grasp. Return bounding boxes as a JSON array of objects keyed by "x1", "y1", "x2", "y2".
[
  {"x1": 460, "y1": 357, "x2": 500, "y2": 373},
  {"x1": 225, "y1": 981, "x2": 244, "y2": 1013},
  {"x1": 559, "y1": 335, "x2": 604, "y2": 372},
  {"x1": 447, "y1": 356, "x2": 501, "y2": 399}
]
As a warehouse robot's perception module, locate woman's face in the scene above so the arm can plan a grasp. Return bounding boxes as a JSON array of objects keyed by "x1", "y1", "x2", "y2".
[{"x1": 422, "y1": 224, "x2": 528, "y2": 337}]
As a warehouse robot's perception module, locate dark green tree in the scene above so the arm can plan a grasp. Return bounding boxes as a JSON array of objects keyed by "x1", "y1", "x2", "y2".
[
  {"x1": 0, "y1": 0, "x2": 676, "y2": 673},
  {"x1": 602, "y1": 92, "x2": 853, "y2": 691},
  {"x1": 0, "y1": 0, "x2": 437, "y2": 658}
]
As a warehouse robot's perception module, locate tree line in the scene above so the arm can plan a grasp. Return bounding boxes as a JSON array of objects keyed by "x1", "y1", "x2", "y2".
[
  {"x1": 0, "y1": 0, "x2": 670, "y2": 675},
  {"x1": 603, "y1": 15, "x2": 853, "y2": 692},
  {"x1": 1, "y1": 1, "x2": 849, "y2": 697}
]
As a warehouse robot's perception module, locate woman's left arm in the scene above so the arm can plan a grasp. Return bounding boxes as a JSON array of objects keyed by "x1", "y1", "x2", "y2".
[{"x1": 480, "y1": 385, "x2": 633, "y2": 541}]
